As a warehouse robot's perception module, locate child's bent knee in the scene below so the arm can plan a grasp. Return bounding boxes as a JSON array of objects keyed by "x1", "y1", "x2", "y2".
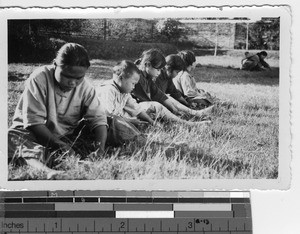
[{"x1": 151, "y1": 102, "x2": 164, "y2": 112}]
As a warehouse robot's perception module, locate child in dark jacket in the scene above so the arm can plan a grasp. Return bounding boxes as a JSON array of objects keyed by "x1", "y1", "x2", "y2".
[
  {"x1": 155, "y1": 54, "x2": 213, "y2": 118},
  {"x1": 241, "y1": 51, "x2": 271, "y2": 71},
  {"x1": 132, "y1": 49, "x2": 210, "y2": 126}
]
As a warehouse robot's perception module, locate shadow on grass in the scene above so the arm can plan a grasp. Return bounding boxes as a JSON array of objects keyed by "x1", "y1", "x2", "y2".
[
  {"x1": 194, "y1": 65, "x2": 279, "y2": 86},
  {"x1": 8, "y1": 71, "x2": 28, "y2": 82}
]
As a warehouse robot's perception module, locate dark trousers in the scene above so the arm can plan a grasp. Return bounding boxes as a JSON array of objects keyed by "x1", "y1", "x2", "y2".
[
  {"x1": 8, "y1": 116, "x2": 143, "y2": 167},
  {"x1": 7, "y1": 122, "x2": 97, "y2": 167}
]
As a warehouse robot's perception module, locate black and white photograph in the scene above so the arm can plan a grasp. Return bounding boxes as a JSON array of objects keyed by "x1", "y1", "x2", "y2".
[{"x1": 0, "y1": 6, "x2": 290, "y2": 190}]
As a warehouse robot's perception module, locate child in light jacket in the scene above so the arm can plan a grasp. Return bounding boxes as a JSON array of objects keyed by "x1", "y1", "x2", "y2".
[
  {"x1": 8, "y1": 43, "x2": 108, "y2": 167},
  {"x1": 174, "y1": 50, "x2": 214, "y2": 109},
  {"x1": 99, "y1": 60, "x2": 154, "y2": 127}
]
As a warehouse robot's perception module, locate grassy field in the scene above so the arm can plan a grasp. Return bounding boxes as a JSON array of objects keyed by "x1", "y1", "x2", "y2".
[{"x1": 7, "y1": 55, "x2": 279, "y2": 180}]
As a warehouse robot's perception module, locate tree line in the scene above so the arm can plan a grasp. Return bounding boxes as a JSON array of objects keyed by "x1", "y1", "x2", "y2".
[{"x1": 8, "y1": 18, "x2": 279, "y2": 63}]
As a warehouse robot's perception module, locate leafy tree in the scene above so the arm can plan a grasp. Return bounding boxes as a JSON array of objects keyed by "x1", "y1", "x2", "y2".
[
  {"x1": 156, "y1": 19, "x2": 185, "y2": 42},
  {"x1": 8, "y1": 19, "x2": 87, "y2": 63},
  {"x1": 249, "y1": 18, "x2": 280, "y2": 50}
]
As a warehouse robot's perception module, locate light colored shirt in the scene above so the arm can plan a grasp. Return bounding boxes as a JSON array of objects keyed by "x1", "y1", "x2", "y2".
[
  {"x1": 98, "y1": 80, "x2": 143, "y2": 118},
  {"x1": 173, "y1": 70, "x2": 200, "y2": 98},
  {"x1": 11, "y1": 65, "x2": 107, "y2": 138}
]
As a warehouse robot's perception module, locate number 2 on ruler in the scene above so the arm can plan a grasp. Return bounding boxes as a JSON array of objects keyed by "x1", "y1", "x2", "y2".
[{"x1": 120, "y1": 222, "x2": 125, "y2": 229}]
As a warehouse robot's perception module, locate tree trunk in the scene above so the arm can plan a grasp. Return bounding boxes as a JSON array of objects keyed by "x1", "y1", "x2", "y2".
[{"x1": 246, "y1": 23, "x2": 249, "y2": 50}]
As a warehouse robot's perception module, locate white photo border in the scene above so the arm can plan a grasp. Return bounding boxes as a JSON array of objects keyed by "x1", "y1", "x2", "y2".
[{"x1": 0, "y1": 5, "x2": 291, "y2": 190}]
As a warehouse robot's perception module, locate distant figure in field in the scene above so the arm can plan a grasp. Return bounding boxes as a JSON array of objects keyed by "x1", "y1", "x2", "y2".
[
  {"x1": 241, "y1": 51, "x2": 252, "y2": 66},
  {"x1": 241, "y1": 51, "x2": 271, "y2": 71}
]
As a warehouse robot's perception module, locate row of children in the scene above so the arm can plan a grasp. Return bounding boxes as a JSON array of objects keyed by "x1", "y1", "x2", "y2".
[{"x1": 8, "y1": 43, "x2": 214, "y2": 168}]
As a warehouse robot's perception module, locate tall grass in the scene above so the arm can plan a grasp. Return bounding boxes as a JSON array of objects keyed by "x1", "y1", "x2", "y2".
[{"x1": 7, "y1": 56, "x2": 279, "y2": 180}]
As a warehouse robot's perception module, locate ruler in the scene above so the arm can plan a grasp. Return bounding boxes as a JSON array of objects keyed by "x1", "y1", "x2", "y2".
[{"x1": 0, "y1": 190, "x2": 252, "y2": 234}]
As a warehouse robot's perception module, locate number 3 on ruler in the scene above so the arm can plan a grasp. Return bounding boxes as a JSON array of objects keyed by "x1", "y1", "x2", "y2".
[{"x1": 188, "y1": 222, "x2": 193, "y2": 229}]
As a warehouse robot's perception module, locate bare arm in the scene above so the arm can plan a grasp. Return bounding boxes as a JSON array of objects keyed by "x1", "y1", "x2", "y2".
[
  {"x1": 177, "y1": 96, "x2": 190, "y2": 107},
  {"x1": 27, "y1": 124, "x2": 68, "y2": 150},
  {"x1": 260, "y1": 59, "x2": 271, "y2": 70},
  {"x1": 137, "y1": 111, "x2": 154, "y2": 125},
  {"x1": 163, "y1": 98, "x2": 179, "y2": 114},
  {"x1": 92, "y1": 125, "x2": 108, "y2": 154}
]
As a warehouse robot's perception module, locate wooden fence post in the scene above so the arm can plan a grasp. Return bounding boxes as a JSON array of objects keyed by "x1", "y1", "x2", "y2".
[
  {"x1": 214, "y1": 23, "x2": 218, "y2": 56},
  {"x1": 246, "y1": 22, "x2": 249, "y2": 50}
]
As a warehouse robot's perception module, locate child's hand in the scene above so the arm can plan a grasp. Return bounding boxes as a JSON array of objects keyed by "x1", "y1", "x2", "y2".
[
  {"x1": 177, "y1": 110, "x2": 186, "y2": 117},
  {"x1": 175, "y1": 106, "x2": 181, "y2": 114},
  {"x1": 48, "y1": 141, "x2": 76, "y2": 167},
  {"x1": 54, "y1": 140, "x2": 75, "y2": 156},
  {"x1": 131, "y1": 119, "x2": 149, "y2": 128},
  {"x1": 86, "y1": 147, "x2": 104, "y2": 161},
  {"x1": 127, "y1": 118, "x2": 146, "y2": 127},
  {"x1": 154, "y1": 121, "x2": 164, "y2": 130},
  {"x1": 137, "y1": 120, "x2": 150, "y2": 128},
  {"x1": 171, "y1": 106, "x2": 181, "y2": 115},
  {"x1": 60, "y1": 144, "x2": 76, "y2": 157}
]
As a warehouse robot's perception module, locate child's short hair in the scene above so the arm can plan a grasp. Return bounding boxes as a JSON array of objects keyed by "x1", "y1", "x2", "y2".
[
  {"x1": 138, "y1": 49, "x2": 166, "y2": 70},
  {"x1": 113, "y1": 60, "x2": 140, "y2": 79},
  {"x1": 54, "y1": 43, "x2": 90, "y2": 68},
  {"x1": 165, "y1": 54, "x2": 185, "y2": 72},
  {"x1": 258, "y1": 51, "x2": 268, "y2": 57},
  {"x1": 177, "y1": 50, "x2": 196, "y2": 68}
]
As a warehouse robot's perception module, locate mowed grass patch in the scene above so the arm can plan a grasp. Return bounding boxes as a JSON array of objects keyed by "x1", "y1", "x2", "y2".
[
  {"x1": 7, "y1": 55, "x2": 279, "y2": 180},
  {"x1": 204, "y1": 82, "x2": 278, "y2": 178}
]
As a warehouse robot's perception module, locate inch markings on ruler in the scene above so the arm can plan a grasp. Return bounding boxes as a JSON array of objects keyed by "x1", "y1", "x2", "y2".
[
  {"x1": 0, "y1": 190, "x2": 252, "y2": 234},
  {"x1": 1, "y1": 217, "x2": 252, "y2": 233}
]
